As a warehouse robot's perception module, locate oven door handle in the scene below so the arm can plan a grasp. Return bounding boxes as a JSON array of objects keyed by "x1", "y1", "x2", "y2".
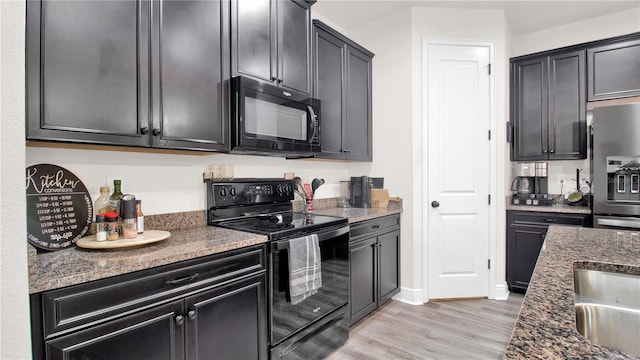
[
  {"x1": 271, "y1": 225, "x2": 350, "y2": 252},
  {"x1": 596, "y1": 217, "x2": 640, "y2": 229}
]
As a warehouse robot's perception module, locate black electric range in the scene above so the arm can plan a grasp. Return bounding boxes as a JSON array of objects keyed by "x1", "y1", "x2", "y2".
[{"x1": 205, "y1": 178, "x2": 350, "y2": 360}]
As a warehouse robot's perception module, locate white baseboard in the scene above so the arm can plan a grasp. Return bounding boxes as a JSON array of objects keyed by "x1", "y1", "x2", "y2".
[
  {"x1": 393, "y1": 284, "x2": 509, "y2": 303},
  {"x1": 493, "y1": 282, "x2": 510, "y2": 300},
  {"x1": 392, "y1": 287, "x2": 424, "y2": 305}
]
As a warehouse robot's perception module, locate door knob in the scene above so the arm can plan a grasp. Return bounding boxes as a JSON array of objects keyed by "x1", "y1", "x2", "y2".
[
  {"x1": 175, "y1": 315, "x2": 184, "y2": 326},
  {"x1": 431, "y1": 201, "x2": 440, "y2": 208}
]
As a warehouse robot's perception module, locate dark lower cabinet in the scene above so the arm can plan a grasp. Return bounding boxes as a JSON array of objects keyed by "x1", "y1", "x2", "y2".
[
  {"x1": 349, "y1": 237, "x2": 377, "y2": 324},
  {"x1": 31, "y1": 245, "x2": 267, "y2": 360},
  {"x1": 313, "y1": 20, "x2": 374, "y2": 161},
  {"x1": 349, "y1": 214, "x2": 400, "y2": 326},
  {"x1": 506, "y1": 211, "x2": 590, "y2": 293},
  {"x1": 26, "y1": 0, "x2": 230, "y2": 152},
  {"x1": 185, "y1": 274, "x2": 266, "y2": 360},
  {"x1": 46, "y1": 300, "x2": 185, "y2": 360}
]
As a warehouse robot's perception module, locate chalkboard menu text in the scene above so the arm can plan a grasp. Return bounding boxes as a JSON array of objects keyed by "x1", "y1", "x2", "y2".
[{"x1": 26, "y1": 164, "x2": 93, "y2": 251}]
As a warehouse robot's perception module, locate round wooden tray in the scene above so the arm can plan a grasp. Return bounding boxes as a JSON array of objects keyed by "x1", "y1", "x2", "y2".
[{"x1": 76, "y1": 230, "x2": 171, "y2": 249}]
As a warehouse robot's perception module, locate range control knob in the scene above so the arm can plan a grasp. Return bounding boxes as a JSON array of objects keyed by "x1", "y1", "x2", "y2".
[
  {"x1": 219, "y1": 187, "x2": 228, "y2": 197},
  {"x1": 277, "y1": 184, "x2": 284, "y2": 194},
  {"x1": 284, "y1": 184, "x2": 292, "y2": 193},
  {"x1": 229, "y1": 187, "x2": 237, "y2": 197}
]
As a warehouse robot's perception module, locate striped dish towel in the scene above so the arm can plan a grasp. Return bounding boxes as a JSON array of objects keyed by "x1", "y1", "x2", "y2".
[{"x1": 288, "y1": 234, "x2": 322, "y2": 305}]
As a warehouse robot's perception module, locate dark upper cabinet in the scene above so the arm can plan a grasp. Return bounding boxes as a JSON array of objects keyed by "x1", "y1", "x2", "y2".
[
  {"x1": 26, "y1": 0, "x2": 230, "y2": 152},
  {"x1": 27, "y1": 0, "x2": 151, "y2": 147},
  {"x1": 313, "y1": 20, "x2": 374, "y2": 161},
  {"x1": 152, "y1": 0, "x2": 230, "y2": 151},
  {"x1": 231, "y1": 0, "x2": 312, "y2": 95},
  {"x1": 587, "y1": 36, "x2": 640, "y2": 101},
  {"x1": 511, "y1": 49, "x2": 586, "y2": 161}
]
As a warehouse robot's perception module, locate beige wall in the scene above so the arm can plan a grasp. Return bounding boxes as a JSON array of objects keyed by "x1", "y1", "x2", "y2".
[
  {"x1": 345, "y1": 8, "x2": 416, "y2": 295},
  {"x1": 510, "y1": 8, "x2": 640, "y2": 57},
  {"x1": 1, "y1": 1, "x2": 31, "y2": 358}
]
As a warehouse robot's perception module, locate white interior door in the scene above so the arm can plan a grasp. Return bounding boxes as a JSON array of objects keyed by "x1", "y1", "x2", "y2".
[{"x1": 426, "y1": 43, "x2": 491, "y2": 299}]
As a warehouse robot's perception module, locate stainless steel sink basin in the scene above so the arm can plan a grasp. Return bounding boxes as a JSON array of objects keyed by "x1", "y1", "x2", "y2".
[{"x1": 574, "y1": 268, "x2": 640, "y2": 357}]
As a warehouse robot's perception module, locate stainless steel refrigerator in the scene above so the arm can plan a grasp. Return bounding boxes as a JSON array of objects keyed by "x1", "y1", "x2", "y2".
[{"x1": 592, "y1": 102, "x2": 640, "y2": 229}]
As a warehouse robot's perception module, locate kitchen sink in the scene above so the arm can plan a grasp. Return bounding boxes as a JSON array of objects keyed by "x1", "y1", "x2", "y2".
[{"x1": 573, "y1": 268, "x2": 640, "y2": 357}]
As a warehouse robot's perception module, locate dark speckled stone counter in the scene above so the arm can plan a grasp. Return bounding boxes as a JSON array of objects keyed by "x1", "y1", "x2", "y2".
[
  {"x1": 505, "y1": 225, "x2": 640, "y2": 359},
  {"x1": 29, "y1": 203, "x2": 402, "y2": 294},
  {"x1": 507, "y1": 202, "x2": 591, "y2": 214},
  {"x1": 29, "y1": 226, "x2": 267, "y2": 294},
  {"x1": 311, "y1": 206, "x2": 402, "y2": 223}
]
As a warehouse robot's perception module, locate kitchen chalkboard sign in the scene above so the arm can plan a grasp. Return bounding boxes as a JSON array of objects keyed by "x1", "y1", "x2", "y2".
[{"x1": 26, "y1": 164, "x2": 93, "y2": 251}]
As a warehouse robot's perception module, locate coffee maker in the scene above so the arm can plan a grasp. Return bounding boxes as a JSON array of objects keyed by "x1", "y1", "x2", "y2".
[
  {"x1": 511, "y1": 162, "x2": 552, "y2": 206},
  {"x1": 350, "y1": 176, "x2": 372, "y2": 208}
]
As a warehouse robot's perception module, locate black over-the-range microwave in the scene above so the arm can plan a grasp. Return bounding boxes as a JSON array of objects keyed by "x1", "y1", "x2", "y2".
[{"x1": 231, "y1": 76, "x2": 321, "y2": 157}]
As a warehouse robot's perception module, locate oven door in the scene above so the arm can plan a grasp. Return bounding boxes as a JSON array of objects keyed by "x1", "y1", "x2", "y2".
[
  {"x1": 232, "y1": 76, "x2": 320, "y2": 155},
  {"x1": 269, "y1": 225, "x2": 349, "y2": 347}
]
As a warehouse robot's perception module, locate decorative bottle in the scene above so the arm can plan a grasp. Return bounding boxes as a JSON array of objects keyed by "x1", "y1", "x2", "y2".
[
  {"x1": 110, "y1": 179, "x2": 123, "y2": 216},
  {"x1": 136, "y1": 200, "x2": 144, "y2": 234},
  {"x1": 94, "y1": 186, "x2": 114, "y2": 215}
]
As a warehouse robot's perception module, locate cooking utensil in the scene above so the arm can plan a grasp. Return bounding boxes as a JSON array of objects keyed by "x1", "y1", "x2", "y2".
[
  {"x1": 293, "y1": 177, "x2": 308, "y2": 200},
  {"x1": 311, "y1": 178, "x2": 325, "y2": 196}
]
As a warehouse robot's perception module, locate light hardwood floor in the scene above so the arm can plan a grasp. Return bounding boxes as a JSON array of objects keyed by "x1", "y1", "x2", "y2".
[{"x1": 328, "y1": 293, "x2": 525, "y2": 360}]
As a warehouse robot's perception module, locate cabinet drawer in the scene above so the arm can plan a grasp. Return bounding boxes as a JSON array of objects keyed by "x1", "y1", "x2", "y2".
[
  {"x1": 508, "y1": 211, "x2": 589, "y2": 227},
  {"x1": 349, "y1": 214, "x2": 400, "y2": 239},
  {"x1": 42, "y1": 245, "x2": 265, "y2": 338}
]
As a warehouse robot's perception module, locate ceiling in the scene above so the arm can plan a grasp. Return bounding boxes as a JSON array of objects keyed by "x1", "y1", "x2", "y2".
[{"x1": 313, "y1": 0, "x2": 640, "y2": 36}]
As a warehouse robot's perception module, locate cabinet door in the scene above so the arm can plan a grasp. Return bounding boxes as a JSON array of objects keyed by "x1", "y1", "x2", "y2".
[
  {"x1": 588, "y1": 38, "x2": 640, "y2": 101},
  {"x1": 46, "y1": 300, "x2": 184, "y2": 360},
  {"x1": 152, "y1": 0, "x2": 230, "y2": 151},
  {"x1": 231, "y1": 0, "x2": 273, "y2": 83},
  {"x1": 26, "y1": 0, "x2": 151, "y2": 147},
  {"x1": 548, "y1": 50, "x2": 586, "y2": 160},
  {"x1": 511, "y1": 56, "x2": 548, "y2": 161},
  {"x1": 507, "y1": 224, "x2": 547, "y2": 292},
  {"x1": 345, "y1": 45, "x2": 373, "y2": 161},
  {"x1": 313, "y1": 26, "x2": 346, "y2": 159},
  {"x1": 378, "y1": 230, "x2": 400, "y2": 305},
  {"x1": 277, "y1": 0, "x2": 311, "y2": 94},
  {"x1": 185, "y1": 273, "x2": 267, "y2": 360},
  {"x1": 349, "y1": 237, "x2": 378, "y2": 326}
]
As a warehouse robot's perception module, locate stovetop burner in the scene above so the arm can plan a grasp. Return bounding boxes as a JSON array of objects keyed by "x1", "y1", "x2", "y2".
[
  {"x1": 206, "y1": 178, "x2": 348, "y2": 240},
  {"x1": 215, "y1": 211, "x2": 347, "y2": 239}
]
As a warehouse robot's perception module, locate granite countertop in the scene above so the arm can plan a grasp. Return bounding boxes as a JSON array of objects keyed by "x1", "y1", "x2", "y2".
[
  {"x1": 505, "y1": 225, "x2": 640, "y2": 359},
  {"x1": 312, "y1": 206, "x2": 402, "y2": 223},
  {"x1": 29, "y1": 226, "x2": 267, "y2": 294},
  {"x1": 29, "y1": 205, "x2": 402, "y2": 294},
  {"x1": 507, "y1": 202, "x2": 591, "y2": 214}
]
